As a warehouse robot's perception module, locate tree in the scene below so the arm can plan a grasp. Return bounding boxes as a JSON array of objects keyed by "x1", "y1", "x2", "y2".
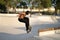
[
  {"x1": 16, "y1": 1, "x2": 28, "y2": 8},
  {"x1": 0, "y1": 4, "x2": 7, "y2": 12},
  {"x1": 17, "y1": 0, "x2": 21, "y2": 3},
  {"x1": 41, "y1": 0, "x2": 51, "y2": 8},
  {"x1": 28, "y1": 0, "x2": 52, "y2": 9},
  {"x1": 0, "y1": 0, "x2": 13, "y2": 13},
  {"x1": 55, "y1": 0, "x2": 60, "y2": 15},
  {"x1": 34, "y1": 0, "x2": 43, "y2": 9},
  {"x1": 0, "y1": 0, "x2": 6, "y2": 12},
  {"x1": 56, "y1": 0, "x2": 60, "y2": 9},
  {"x1": 0, "y1": 0, "x2": 22, "y2": 13},
  {"x1": 0, "y1": 0, "x2": 5, "y2": 5},
  {"x1": 13, "y1": 0, "x2": 21, "y2": 7},
  {"x1": 20, "y1": 1, "x2": 27, "y2": 8}
]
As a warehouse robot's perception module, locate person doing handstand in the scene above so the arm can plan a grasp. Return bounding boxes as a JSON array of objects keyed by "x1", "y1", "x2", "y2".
[{"x1": 18, "y1": 11, "x2": 31, "y2": 33}]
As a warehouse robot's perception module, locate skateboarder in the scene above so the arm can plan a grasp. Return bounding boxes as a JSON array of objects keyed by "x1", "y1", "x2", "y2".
[{"x1": 18, "y1": 11, "x2": 31, "y2": 33}]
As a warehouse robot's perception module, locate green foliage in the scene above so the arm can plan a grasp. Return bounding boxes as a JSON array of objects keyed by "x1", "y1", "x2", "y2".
[
  {"x1": 17, "y1": 0, "x2": 21, "y2": 2},
  {"x1": 32, "y1": 0, "x2": 42, "y2": 9},
  {"x1": 0, "y1": 0, "x2": 13, "y2": 7},
  {"x1": 0, "y1": 0, "x2": 13, "y2": 12},
  {"x1": 17, "y1": 1, "x2": 28, "y2": 8},
  {"x1": 0, "y1": 0, "x2": 5, "y2": 5},
  {"x1": 31, "y1": 0, "x2": 52, "y2": 9},
  {"x1": 28, "y1": 0, "x2": 32, "y2": 4},
  {"x1": 41, "y1": 0, "x2": 51, "y2": 8},
  {"x1": 56, "y1": 0, "x2": 60, "y2": 9},
  {"x1": 0, "y1": 4, "x2": 7, "y2": 12}
]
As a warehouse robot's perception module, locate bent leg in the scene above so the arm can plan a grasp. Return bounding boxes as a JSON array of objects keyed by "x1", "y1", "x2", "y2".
[
  {"x1": 18, "y1": 17, "x2": 30, "y2": 32},
  {"x1": 18, "y1": 18, "x2": 25, "y2": 23},
  {"x1": 24, "y1": 17, "x2": 29, "y2": 31}
]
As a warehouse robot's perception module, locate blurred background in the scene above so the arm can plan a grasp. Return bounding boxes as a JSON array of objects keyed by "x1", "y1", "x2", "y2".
[{"x1": 0, "y1": 0, "x2": 60, "y2": 15}]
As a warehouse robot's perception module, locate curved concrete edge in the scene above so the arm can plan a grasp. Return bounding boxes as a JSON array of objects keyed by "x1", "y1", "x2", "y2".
[
  {"x1": 38, "y1": 27, "x2": 60, "y2": 36},
  {"x1": 0, "y1": 14, "x2": 59, "y2": 17},
  {"x1": 0, "y1": 14, "x2": 18, "y2": 16}
]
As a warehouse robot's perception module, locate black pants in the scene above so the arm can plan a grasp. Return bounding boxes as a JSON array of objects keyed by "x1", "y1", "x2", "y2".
[{"x1": 18, "y1": 17, "x2": 29, "y2": 31}]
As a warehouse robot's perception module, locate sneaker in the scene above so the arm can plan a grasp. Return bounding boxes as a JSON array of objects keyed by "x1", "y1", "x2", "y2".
[
  {"x1": 26, "y1": 30, "x2": 30, "y2": 33},
  {"x1": 29, "y1": 26, "x2": 32, "y2": 32}
]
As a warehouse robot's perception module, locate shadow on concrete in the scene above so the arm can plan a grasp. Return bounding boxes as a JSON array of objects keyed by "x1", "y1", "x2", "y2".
[
  {"x1": 14, "y1": 22, "x2": 60, "y2": 37},
  {"x1": 0, "y1": 32, "x2": 34, "y2": 40},
  {"x1": 0, "y1": 23, "x2": 60, "y2": 40}
]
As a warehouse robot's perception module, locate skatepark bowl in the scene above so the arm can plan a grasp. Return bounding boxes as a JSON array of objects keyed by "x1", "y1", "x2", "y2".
[{"x1": 0, "y1": 14, "x2": 60, "y2": 40}]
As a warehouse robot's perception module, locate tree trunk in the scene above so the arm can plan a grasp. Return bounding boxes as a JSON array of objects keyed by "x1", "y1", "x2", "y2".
[
  {"x1": 55, "y1": 7, "x2": 57, "y2": 15},
  {"x1": 6, "y1": 6, "x2": 9, "y2": 14}
]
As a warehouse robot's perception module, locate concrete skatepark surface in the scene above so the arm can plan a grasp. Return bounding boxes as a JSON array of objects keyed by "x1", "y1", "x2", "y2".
[{"x1": 0, "y1": 14, "x2": 60, "y2": 40}]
